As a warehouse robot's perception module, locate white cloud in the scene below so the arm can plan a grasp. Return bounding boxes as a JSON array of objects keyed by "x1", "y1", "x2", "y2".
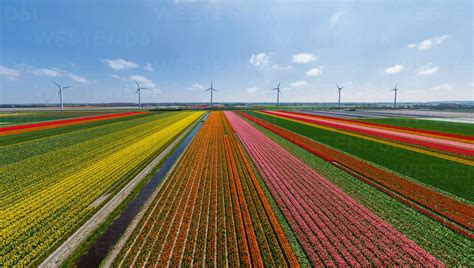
[
  {"x1": 190, "y1": 83, "x2": 204, "y2": 90},
  {"x1": 292, "y1": 53, "x2": 317, "y2": 64},
  {"x1": 0, "y1": 65, "x2": 21, "y2": 80},
  {"x1": 246, "y1": 87, "x2": 259, "y2": 94},
  {"x1": 67, "y1": 72, "x2": 89, "y2": 83},
  {"x1": 102, "y1": 58, "x2": 139, "y2": 70},
  {"x1": 111, "y1": 74, "x2": 121, "y2": 79},
  {"x1": 409, "y1": 35, "x2": 450, "y2": 50},
  {"x1": 290, "y1": 80, "x2": 308, "y2": 87},
  {"x1": 385, "y1": 64, "x2": 404, "y2": 74},
  {"x1": 31, "y1": 67, "x2": 88, "y2": 83},
  {"x1": 430, "y1": 83, "x2": 453, "y2": 91},
  {"x1": 330, "y1": 10, "x2": 346, "y2": 25},
  {"x1": 33, "y1": 68, "x2": 61, "y2": 77},
  {"x1": 250, "y1": 53, "x2": 270, "y2": 67},
  {"x1": 129, "y1": 75, "x2": 158, "y2": 93},
  {"x1": 306, "y1": 67, "x2": 323, "y2": 77},
  {"x1": 144, "y1": 63, "x2": 153, "y2": 72},
  {"x1": 272, "y1": 64, "x2": 293, "y2": 70},
  {"x1": 416, "y1": 63, "x2": 439, "y2": 76}
]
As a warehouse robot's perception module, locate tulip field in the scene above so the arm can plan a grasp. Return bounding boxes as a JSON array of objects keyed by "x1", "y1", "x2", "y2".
[
  {"x1": 226, "y1": 112, "x2": 441, "y2": 266},
  {"x1": 2, "y1": 109, "x2": 473, "y2": 267},
  {"x1": 0, "y1": 111, "x2": 203, "y2": 266},
  {"x1": 113, "y1": 112, "x2": 299, "y2": 267},
  {"x1": 0, "y1": 111, "x2": 145, "y2": 137}
]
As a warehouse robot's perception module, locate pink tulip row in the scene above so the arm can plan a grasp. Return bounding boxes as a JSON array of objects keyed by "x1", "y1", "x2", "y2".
[{"x1": 225, "y1": 111, "x2": 443, "y2": 267}]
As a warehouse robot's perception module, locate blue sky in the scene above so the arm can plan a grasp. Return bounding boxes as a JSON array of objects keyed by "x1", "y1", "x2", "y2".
[{"x1": 0, "y1": 0, "x2": 472, "y2": 104}]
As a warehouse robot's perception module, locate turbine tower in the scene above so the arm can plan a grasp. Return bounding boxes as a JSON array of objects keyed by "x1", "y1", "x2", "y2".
[
  {"x1": 205, "y1": 81, "x2": 217, "y2": 108},
  {"x1": 271, "y1": 82, "x2": 281, "y2": 106},
  {"x1": 336, "y1": 84, "x2": 343, "y2": 109},
  {"x1": 135, "y1": 80, "x2": 148, "y2": 110},
  {"x1": 53, "y1": 82, "x2": 72, "y2": 111},
  {"x1": 391, "y1": 83, "x2": 399, "y2": 108}
]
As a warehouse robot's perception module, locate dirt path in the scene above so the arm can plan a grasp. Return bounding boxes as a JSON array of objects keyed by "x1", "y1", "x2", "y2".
[{"x1": 39, "y1": 122, "x2": 199, "y2": 268}]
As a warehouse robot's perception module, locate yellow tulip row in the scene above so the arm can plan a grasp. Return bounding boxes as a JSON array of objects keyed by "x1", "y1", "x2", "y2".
[{"x1": 0, "y1": 111, "x2": 203, "y2": 266}]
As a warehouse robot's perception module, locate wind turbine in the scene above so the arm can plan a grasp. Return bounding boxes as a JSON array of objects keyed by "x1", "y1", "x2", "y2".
[
  {"x1": 336, "y1": 84, "x2": 343, "y2": 109},
  {"x1": 135, "y1": 80, "x2": 148, "y2": 110},
  {"x1": 205, "y1": 81, "x2": 217, "y2": 108},
  {"x1": 53, "y1": 82, "x2": 72, "y2": 111},
  {"x1": 271, "y1": 82, "x2": 281, "y2": 106},
  {"x1": 391, "y1": 83, "x2": 399, "y2": 108}
]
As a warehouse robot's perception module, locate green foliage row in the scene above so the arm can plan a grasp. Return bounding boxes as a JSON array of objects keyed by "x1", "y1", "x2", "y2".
[
  {"x1": 0, "y1": 111, "x2": 115, "y2": 126},
  {"x1": 357, "y1": 117, "x2": 474, "y2": 137}
]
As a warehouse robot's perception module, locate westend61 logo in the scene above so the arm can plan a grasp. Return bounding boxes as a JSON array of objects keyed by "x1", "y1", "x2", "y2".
[{"x1": 2, "y1": 6, "x2": 37, "y2": 22}]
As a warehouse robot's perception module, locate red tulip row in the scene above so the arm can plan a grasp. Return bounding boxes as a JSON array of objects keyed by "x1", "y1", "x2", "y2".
[
  {"x1": 0, "y1": 111, "x2": 145, "y2": 136},
  {"x1": 263, "y1": 110, "x2": 474, "y2": 157},
  {"x1": 238, "y1": 111, "x2": 474, "y2": 236},
  {"x1": 114, "y1": 112, "x2": 298, "y2": 267},
  {"x1": 226, "y1": 111, "x2": 442, "y2": 266}
]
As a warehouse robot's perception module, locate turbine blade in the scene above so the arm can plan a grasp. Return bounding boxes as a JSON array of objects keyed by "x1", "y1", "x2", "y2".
[
  {"x1": 63, "y1": 86, "x2": 72, "y2": 89},
  {"x1": 205, "y1": 88, "x2": 211, "y2": 92},
  {"x1": 135, "y1": 88, "x2": 140, "y2": 94},
  {"x1": 135, "y1": 80, "x2": 140, "y2": 88},
  {"x1": 53, "y1": 81, "x2": 61, "y2": 88}
]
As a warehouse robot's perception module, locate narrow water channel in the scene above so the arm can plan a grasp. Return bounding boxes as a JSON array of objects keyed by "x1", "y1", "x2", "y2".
[{"x1": 76, "y1": 113, "x2": 209, "y2": 267}]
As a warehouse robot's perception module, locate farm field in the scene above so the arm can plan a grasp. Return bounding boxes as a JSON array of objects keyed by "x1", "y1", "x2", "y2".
[
  {"x1": 263, "y1": 110, "x2": 473, "y2": 157},
  {"x1": 226, "y1": 111, "x2": 441, "y2": 266},
  {"x1": 0, "y1": 110, "x2": 118, "y2": 126},
  {"x1": 241, "y1": 115, "x2": 473, "y2": 265},
  {"x1": 247, "y1": 111, "x2": 474, "y2": 201},
  {"x1": 0, "y1": 111, "x2": 203, "y2": 266},
  {"x1": 0, "y1": 112, "x2": 151, "y2": 147},
  {"x1": 0, "y1": 111, "x2": 146, "y2": 137},
  {"x1": 358, "y1": 117, "x2": 474, "y2": 136},
  {"x1": 112, "y1": 111, "x2": 299, "y2": 267}
]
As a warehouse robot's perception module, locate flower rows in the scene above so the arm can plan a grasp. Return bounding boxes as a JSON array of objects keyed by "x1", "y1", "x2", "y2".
[
  {"x1": 0, "y1": 111, "x2": 145, "y2": 136},
  {"x1": 238, "y1": 111, "x2": 474, "y2": 236},
  {"x1": 263, "y1": 111, "x2": 474, "y2": 158},
  {"x1": 291, "y1": 110, "x2": 474, "y2": 142},
  {"x1": 0, "y1": 112, "x2": 202, "y2": 266},
  {"x1": 254, "y1": 122, "x2": 473, "y2": 266},
  {"x1": 226, "y1": 111, "x2": 442, "y2": 266},
  {"x1": 113, "y1": 111, "x2": 298, "y2": 267}
]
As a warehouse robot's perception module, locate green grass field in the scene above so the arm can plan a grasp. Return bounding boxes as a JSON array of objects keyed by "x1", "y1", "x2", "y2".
[
  {"x1": 247, "y1": 111, "x2": 474, "y2": 202},
  {"x1": 358, "y1": 117, "x2": 474, "y2": 137}
]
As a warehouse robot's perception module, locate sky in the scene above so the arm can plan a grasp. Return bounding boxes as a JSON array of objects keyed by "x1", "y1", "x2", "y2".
[{"x1": 0, "y1": 0, "x2": 473, "y2": 104}]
